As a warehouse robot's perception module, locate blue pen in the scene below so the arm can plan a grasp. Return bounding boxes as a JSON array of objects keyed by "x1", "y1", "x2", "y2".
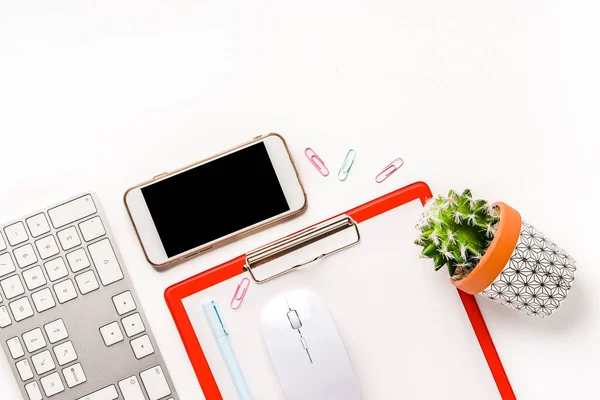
[{"x1": 203, "y1": 300, "x2": 253, "y2": 400}]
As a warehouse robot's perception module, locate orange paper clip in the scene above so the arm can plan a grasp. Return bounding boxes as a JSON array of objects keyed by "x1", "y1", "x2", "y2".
[
  {"x1": 375, "y1": 157, "x2": 404, "y2": 183},
  {"x1": 305, "y1": 148, "x2": 329, "y2": 176},
  {"x1": 230, "y1": 278, "x2": 250, "y2": 310}
]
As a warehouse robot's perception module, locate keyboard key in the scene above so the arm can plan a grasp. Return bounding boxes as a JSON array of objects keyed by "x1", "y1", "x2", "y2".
[
  {"x1": 16, "y1": 358, "x2": 34, "y2": 381},
  {"x1": 54, "y1": 340, "x2": 77, "y2": 365},
  {"x1": 79, "y1": 216, "x2": 106, "y2": 242},
  {"x1": 118, "y1": 375, "x2": 145, "y2": 400},
  {"x1": 40, "y1": 372, "x2": 64, "y2": 397},
  {"x1": 25, "y1": 381, "x2": 43, "y2": 400},
  {"x1": 0, "y1": 305, "x2": 11, "y2": 327},
  {"x1": 9, "y1": 297, "x2": 34, "y2": 321},
  {"x1": 140, "y1": 365, "x2": 171, "y2": 400},
  {"x1": 4, "y1": 222, "x2": 28, "y2": 246},
  {"x1": 48, "y1": 195, "x2": 97, "y2": 229},
  {"x1": 44, "y1": 258, "x2": 69, "y2": 282},
  {"x1": 44, "y1": 319, "x2": 69, "y2": 344},
  {"x1": 131, "y1": 335, "x2": 154, "y2": 360},
  {"x1": 122, "y1": 313, "x2": 145, "y2": 337},
  {"x1": 57, "y1": 226, "x2": 81, "y2": 251},
  {"x1": 26, "y1": 213, "x2": 51, "y2": 238},
  {"x1": 32, "y1": 350, "x2": 55, "y2": 375},
  {"x1": 77, "y1": 385, "x2": 118, "y2": 400},
  {"x1": 113, "y1": 291, "x2": 137, "y2": 315},
  {"x1": 100, "y1": 322, "x2": 123, "y2": 346},
  {"x1": 1, "y1": 275, "x2": 25, "y2": 299},
  {"x1": 0, "y1": 252, "x2": 16, "y2": 277},
  {"x1": 0, "y1": 234, "x2": 6, "y2": 251},
  {"x1": 13, "y1": 244, "x2": 37, "y2": 268},
  {"x1": 35, "y1": 235, "x2": 60, "y2": 260},
  {"x1": 63, "y1": 362, "x2": 87, "y2": 388},
  {"x1": 23, "y1": 266, "x2": 47, "y2": 290},
  {"x1": 89, "y1": 239, "x2": 124, "y2": 286},
  {"x1": 23, "y1": 328, "x2": 46, "y2": 353},
  {"x1": 32, "y1": 288, "x2": 56, "y2": 312},
  {"x1": 7, "y1": 336, "x2": 25, "y2": 358},
  {"x1": 53, "y1": 279, "x2": 78, "y2": 304},
  {"x1": 75, "y1": 270, "x2": 99, "y2": 295},
  {"x1": 66, "y1": 248, "x2": 90, "y2": 272}
]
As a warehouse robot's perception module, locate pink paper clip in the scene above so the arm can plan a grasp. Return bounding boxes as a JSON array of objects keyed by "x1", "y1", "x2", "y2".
[
  {"x1": 305, "y1": 148, "x2": 330, "y2": 176},
  {"x1": 375, "y1": 157, "x2": 404, "y2": 183},
  {"x1": 230, "y1": 277, "x2": 250, "y2": 310}
]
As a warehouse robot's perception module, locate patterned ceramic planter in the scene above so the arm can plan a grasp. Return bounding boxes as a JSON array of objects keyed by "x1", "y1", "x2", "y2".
[{"x1": 452, "y1": 203, "x2": 576, "y2": 318}]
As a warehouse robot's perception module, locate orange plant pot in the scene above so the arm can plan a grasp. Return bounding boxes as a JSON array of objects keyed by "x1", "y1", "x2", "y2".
[{"x1": 452, "y1": 202, "x2": 522, "y2": 295}]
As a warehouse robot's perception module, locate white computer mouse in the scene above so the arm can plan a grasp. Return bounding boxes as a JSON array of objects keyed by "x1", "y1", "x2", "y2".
[{"x1": 260, "y1": 289, "x2": 360, "y2": 400}]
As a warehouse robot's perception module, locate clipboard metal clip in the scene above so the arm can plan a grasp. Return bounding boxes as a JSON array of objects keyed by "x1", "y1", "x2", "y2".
[{"x1": 244, "y1": 215, "x2": 361, "y2": 283}]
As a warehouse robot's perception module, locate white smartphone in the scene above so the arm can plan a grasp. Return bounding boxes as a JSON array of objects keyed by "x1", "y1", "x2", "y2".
[{"x1": 124, "y1": 133, "x2": 307, "y2": 269}]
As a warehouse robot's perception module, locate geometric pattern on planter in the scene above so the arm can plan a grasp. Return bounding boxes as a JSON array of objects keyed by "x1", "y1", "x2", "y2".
[{"x1": 480, "y1": 221, "x2": 576, "y2": 318}]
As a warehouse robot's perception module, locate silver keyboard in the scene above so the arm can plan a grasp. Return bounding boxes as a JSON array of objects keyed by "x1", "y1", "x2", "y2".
[{"x1": 0, "y1": 194, "x2": 179, "y2": 400}]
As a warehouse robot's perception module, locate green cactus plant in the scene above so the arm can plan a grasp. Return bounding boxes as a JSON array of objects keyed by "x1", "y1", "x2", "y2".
[{"x1": 415, "y1": 189, "x2": 500, "y2": 280}]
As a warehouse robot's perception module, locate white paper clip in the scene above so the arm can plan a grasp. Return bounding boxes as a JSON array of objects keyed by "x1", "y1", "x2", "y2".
[{"x1": 375, "y1": 158, "x2": 404, "y2": 183}]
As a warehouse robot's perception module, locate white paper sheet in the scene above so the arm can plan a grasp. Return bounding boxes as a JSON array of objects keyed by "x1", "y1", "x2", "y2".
[{"x1": 182, "y1": 200, "x2": 499, "y2": 399}]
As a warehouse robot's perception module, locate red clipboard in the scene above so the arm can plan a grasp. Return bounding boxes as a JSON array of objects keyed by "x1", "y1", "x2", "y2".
[{"x1": 165, "y1": 181, "x2": 516, "y2": 400}]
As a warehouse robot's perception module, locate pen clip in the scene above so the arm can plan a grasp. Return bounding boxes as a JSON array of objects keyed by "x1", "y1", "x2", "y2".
[{"x1": 213, "y1": 302, "x2": 227, "y2": 335}]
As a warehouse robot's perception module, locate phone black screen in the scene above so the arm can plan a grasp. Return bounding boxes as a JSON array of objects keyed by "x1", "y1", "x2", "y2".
[{"x1": 141, "y1": 142, "x2": 290, "y2": 257}]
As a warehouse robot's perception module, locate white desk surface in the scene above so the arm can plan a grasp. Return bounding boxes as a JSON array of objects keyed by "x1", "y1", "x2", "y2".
[{"x1": 1, "y1": 1, "x2": 598, "y2": 399}]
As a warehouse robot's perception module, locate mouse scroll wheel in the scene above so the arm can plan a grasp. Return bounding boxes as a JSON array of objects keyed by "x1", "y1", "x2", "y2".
[{"x1": 287, "y1": 310, "x2": 302, "y2": 330}]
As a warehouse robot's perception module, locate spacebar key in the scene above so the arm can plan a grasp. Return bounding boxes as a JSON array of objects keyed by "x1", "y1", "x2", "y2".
[
  {"x1": 89, "y1": 239, "x2": 124, "y2": 286},
  {"x1": 48, "y1": 194, "x2": 97, "y2": 228},
  {"x1": 77, "y1": 385, "x2": 118, "y2": 400}
]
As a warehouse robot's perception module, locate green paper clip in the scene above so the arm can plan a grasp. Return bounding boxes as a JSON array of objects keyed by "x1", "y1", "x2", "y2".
[{"x1": 338, "y1": 149, "x2": 356, "y2": 181}]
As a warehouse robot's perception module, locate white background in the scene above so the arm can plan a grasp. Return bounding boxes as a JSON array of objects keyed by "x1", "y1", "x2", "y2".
[{"x1": 1, "y1": 1, "x2": 598, "y2": 399}]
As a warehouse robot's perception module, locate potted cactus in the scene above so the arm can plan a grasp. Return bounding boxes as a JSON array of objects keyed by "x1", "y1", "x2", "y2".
[{"x1": 415, "y1": 189, "x2": 576, "y2": 318}]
